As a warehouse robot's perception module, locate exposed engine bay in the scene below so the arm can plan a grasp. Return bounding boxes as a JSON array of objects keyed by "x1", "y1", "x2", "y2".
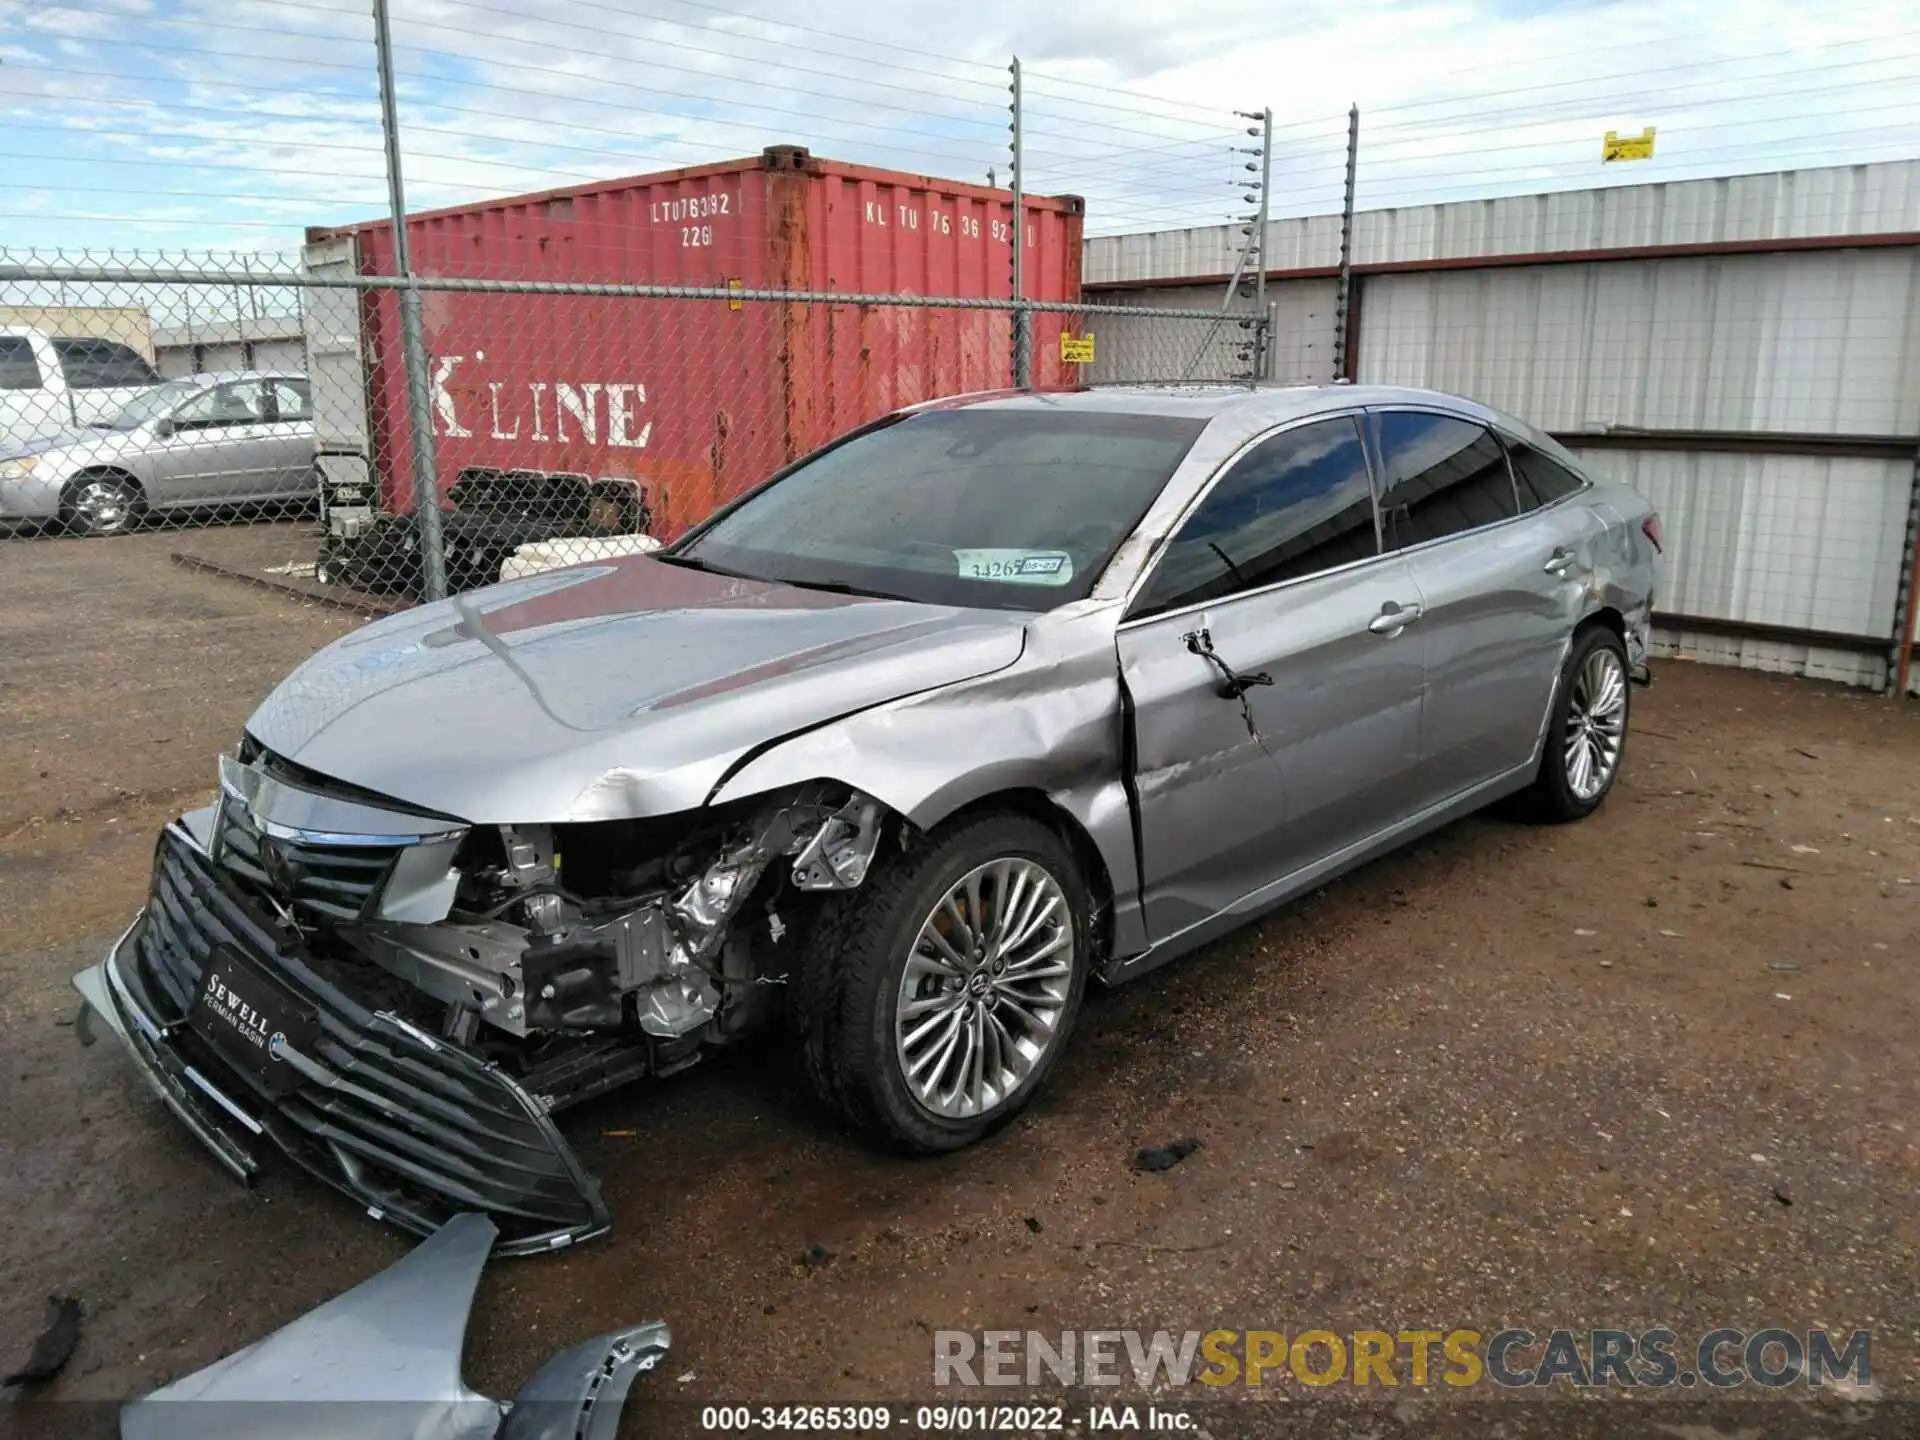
[
  {"x1": 222, "y1": 737, "x2": 885, "y2": 1110},
  {"x1": 68, "y1": 731, "x2": 900, "y2": 1254}
]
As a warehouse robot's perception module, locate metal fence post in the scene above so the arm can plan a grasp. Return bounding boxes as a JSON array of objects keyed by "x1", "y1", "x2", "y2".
[
  {"x1": 1332, "y1": 104, "x2": 1360, "y2": 382},
  {"x1": 373, "y1": 0, "x2": 448, "y2": 602},
  {"x1": 1891, "y1": 444, "x2": 1920, "y2": 696},
  {"x1": 1009, "y1": 55, "x2": 1031, "y2": 390},
  {"x1": 1252, "y1": 108, "x2": 1272, "y2": 381}
]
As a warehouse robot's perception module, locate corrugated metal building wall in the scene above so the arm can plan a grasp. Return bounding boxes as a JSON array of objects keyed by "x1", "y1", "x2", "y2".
[{"x1": 1085, "y1": 161, "x2": 1920, "y2": 692}]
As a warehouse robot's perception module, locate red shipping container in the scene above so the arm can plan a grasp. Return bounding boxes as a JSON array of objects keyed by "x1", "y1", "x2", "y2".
[{"x1": 305, "y1": 146, "x2": 1085, "y2": 535}]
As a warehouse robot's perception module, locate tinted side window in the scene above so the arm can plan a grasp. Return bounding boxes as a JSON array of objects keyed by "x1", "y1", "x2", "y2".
[
  {"x1": 1374, "y1": 411, "x2": 1517, "y2": 550},
  {"x1": 1508, "y1": 441, "x2": 1588, "y2": 511},
  {"x1": 52, "y1": 338, "x2": 160, "y2": 389},
  {"x1": 0, "y1": 336, "x2": 41, "y2": 390},
  {"x1": 172, "y1": 381, "x2": 268, "y2": 429},
  {"x1": 271, "y1": 378, "x2": 312, "y2": 421},
  {"x1": 1133, "y1": 416, "x2": 1377, "y2": 618}
]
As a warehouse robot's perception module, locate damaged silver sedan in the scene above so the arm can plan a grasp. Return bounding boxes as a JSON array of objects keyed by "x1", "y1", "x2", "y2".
[{"x1": 74, "y1": 384, "x2": 1660, "y2": 1251}]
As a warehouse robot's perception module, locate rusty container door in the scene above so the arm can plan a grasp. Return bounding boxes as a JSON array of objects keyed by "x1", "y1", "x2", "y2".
[{"x1": 311, "y1": 148, "x2": 1084, "y2": 536}]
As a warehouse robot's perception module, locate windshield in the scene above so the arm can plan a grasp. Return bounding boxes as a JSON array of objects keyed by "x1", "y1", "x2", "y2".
[
  {"x1": 101, "y1": 379, "x2": 199, "y2": 431},
  {"x1": 673, "y1": 407, "x2": 1207, "y2": 611}
]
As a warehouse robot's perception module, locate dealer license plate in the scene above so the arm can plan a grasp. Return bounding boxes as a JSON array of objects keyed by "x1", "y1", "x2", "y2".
[{"x1": 188, "y1": 945, "x2": 320, "y2": 1098}]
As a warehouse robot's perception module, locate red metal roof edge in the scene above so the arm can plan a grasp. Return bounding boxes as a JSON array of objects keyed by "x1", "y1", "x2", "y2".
[
  {"x1": 1081, "y1": 229, "x2": 1920, "y2": 290},
  {"x1": 306, "y1": 146, "x2": 1083, "y2": 243}
]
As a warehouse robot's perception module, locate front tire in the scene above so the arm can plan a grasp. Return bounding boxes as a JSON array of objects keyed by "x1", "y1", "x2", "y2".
[
  {"x1": 62, "y1": 473, "x2": 145, "y2": 536},
  {"x1": 791, "y1": 813, "x2": 1091, "y2": 1153},
  {"x1": 1523, "y1": 624, "x2": 1631, "y2": 822}
]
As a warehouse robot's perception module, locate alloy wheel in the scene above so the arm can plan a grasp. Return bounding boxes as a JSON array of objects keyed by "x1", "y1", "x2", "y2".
[
  {"x1": 893, "y1": 858, "x2": 1075, "y2": 1120},
  {"x1": 1564, "y1": 645, "x2": 1627, "y2": 800},
  {"x1": 70, "y1": 479, "x2": 135, "y2": 535}
]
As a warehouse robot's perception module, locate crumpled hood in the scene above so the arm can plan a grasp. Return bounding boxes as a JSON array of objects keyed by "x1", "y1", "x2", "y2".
[{"x1": 247, "y1": 555, "x2": 1028, "y2": 822}]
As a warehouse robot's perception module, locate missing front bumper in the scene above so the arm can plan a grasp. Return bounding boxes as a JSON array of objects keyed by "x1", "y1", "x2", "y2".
[{"x1": 74, "y1": 825, "x2": 611, "y2": 1255}]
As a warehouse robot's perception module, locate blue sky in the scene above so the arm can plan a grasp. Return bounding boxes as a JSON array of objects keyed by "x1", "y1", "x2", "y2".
[{"x1": 1, "y1": 0, "x2": 1916, "y2": 257}]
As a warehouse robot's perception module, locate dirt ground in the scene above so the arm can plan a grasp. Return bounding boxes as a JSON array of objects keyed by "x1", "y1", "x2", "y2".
[{"x1": 2, "y1": 527, "x2": 1917, "y2": 1436}]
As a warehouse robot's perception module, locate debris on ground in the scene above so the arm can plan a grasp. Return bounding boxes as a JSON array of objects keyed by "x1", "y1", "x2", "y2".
[
  {"x1": 1024, "y1": 1216, "x2": 1044, "y2": 1234},
  {"x1": 800, "y1": 1243, "x2": 834, "y2": 1268},
  {"x1": 1773, "y1": 1187, "x2": 1793, "y2": 1207},
  {"x1": 1133, "y1": 1138, "x2": 1203, "y2": 1173},
  {"x1": 2, "y1": 1295, "x2": 81, "y2": 1389}
]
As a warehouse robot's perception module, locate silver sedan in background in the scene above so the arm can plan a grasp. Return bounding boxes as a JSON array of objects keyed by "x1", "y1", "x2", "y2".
[
  {"x1": 0, "y1": 371, "x2": 315, "y2": 534},
  {"x1": 75, "y1": 383, "x2": 1659, "y2": 1252}
]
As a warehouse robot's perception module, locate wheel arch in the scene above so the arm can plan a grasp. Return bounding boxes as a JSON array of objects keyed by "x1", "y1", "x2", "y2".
[
  {"x1": 916, "y1": 786, "x2": 1116, "y2": 954},
  {"x1": 1579, "y1": 604, "x2": 1627, "y2": 641},
  {"x1": 62, "y1": 464, "x2": 147, "y2": 504}
]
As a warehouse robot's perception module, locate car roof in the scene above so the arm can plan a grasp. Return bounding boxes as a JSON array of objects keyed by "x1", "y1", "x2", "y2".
[
  {"x1": 922, "y1": 382, "x2": 1569, "y2": 464},
  {"x1": 162, "y1": 370, "x2": 307, "y2": 385}
]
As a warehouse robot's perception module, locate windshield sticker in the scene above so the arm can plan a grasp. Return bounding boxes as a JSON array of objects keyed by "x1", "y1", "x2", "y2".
[{"x1": 954, "y1": 549, "x2": 1075, "y2": 586}]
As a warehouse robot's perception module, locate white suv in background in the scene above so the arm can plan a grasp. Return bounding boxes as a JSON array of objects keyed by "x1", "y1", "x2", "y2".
[{"x1": 1, "y1": 327, "x2": 164, "y2": 446}]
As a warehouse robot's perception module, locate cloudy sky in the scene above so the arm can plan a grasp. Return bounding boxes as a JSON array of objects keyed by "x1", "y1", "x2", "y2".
[{"x1": 1, "y1": 0, "x2": 1916, "y2": 257}]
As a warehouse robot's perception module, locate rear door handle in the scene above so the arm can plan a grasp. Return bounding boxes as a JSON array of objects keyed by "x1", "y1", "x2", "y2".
[
  {"x1": 1544, "y1": 547, "x2": 1577, "y2": 576},
  {"x1": 1367, "y1": 602, "x2": 1422, "y2": 636}
]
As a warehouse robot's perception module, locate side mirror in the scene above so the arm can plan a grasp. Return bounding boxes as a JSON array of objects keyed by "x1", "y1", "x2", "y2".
[{"x1": 151, "y1": 418, "x2": 174, "y2": 438}]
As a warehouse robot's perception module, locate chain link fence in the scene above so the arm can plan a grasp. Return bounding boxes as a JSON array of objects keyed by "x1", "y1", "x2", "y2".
[{"x1": 2, "y1": 248, "x2": 1264, "y2": 604}]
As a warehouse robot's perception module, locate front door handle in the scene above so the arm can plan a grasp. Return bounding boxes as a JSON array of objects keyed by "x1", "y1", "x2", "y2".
[
  {"x1": 1368, "y1": 602, "x2": 1422, "y2": 636},
  {"x1": 1544, "y1": 547, "x2": 1577, "y2": 576}
]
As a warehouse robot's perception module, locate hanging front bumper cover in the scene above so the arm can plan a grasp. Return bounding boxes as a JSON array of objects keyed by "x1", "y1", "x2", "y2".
[
  {"x1": 119, "y1": 1212, "x2": 670, "y2": 1440},
  {"x1": 73, "y1": 823, "x2": 610, "y2": 1255}
]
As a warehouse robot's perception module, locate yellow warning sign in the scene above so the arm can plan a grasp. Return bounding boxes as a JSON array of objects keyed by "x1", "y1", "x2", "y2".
[
  {"x1": 1603, "y1": 127, "x2": 1656, "y2": 162},
  {"x1": 1060, "y1": 332, "x2": 1096, "y2": 364}
]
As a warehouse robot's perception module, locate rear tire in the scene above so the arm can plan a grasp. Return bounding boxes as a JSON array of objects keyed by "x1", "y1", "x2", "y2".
[
  {"x1": 791, "y1": 812, "x2": 1091, "y2": 1153},
  {"x1": 1521, "y1": 624, "x2": 1631, "y2": 823},
  {"x1": 61, "y1": 473, "x2": 145, "y2": 537}
]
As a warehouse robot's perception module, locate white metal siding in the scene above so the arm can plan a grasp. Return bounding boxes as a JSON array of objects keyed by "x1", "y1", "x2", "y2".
[
  {"x1": 1574, "y1": 449, "x2": 1910, "y2": 640},
  {"x1": 1266, "y1": 278, "x2": 1340, "y2": 384},
  {"x1": 300, "y1": 236, "x2": 369, "y2": 455},
  {"x1": 1649, "y1": 627, "x2": 1885, "y2": 691},
  {"x1": 1078, "y1": 279, "x2": 1339, "y2": 385},
  {"x1": 1083, "y1": 159, "x2": 1920, "y2": 286},
  {"x1": 1353, "y1": 250, "x2": 1920, "y2": 433},
  {"x1": 254, "y1": 337, "x2": 307, "y2": 373}
]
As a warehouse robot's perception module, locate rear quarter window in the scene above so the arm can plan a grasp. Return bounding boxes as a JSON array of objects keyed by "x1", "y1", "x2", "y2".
[
  {"x1": 1373, "y1": 410, "x2": 1518, "y2": 550},
  {"x1": 1507, "y1": 441, "x2": 1590, "y2": 511}
]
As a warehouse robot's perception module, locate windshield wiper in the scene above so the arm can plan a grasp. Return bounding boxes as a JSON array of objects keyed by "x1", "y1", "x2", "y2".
[
  {"x1": 652, "y1": 552, "x2": 751, "y2": 579},
  {"x1": 773, "y1": 576, "x2": 917, "y2": 603}
]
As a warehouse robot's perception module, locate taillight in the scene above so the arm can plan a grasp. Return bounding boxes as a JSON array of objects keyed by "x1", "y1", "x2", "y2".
[{"x1": 1641, "y1": 514, "x2": 1664, "y2": 554}]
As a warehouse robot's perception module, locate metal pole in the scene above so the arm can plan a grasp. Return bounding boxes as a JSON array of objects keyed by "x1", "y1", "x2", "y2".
[
  {"x1": 1892, "y1": 445, "x2": 1920, "y2": 696},
  {"x1": 1009, "y1": 55, "x2": 1030, "y2": 390},
  {"x1": 1253, "y1": 107, "x2": 1272, "y2": 381},
  {"x1": 373, "y1": 0, "x2": 447, "y2": 602},
  {"x1": 1332, "y1": 104, "x2": 1360, "y2": 382}
]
